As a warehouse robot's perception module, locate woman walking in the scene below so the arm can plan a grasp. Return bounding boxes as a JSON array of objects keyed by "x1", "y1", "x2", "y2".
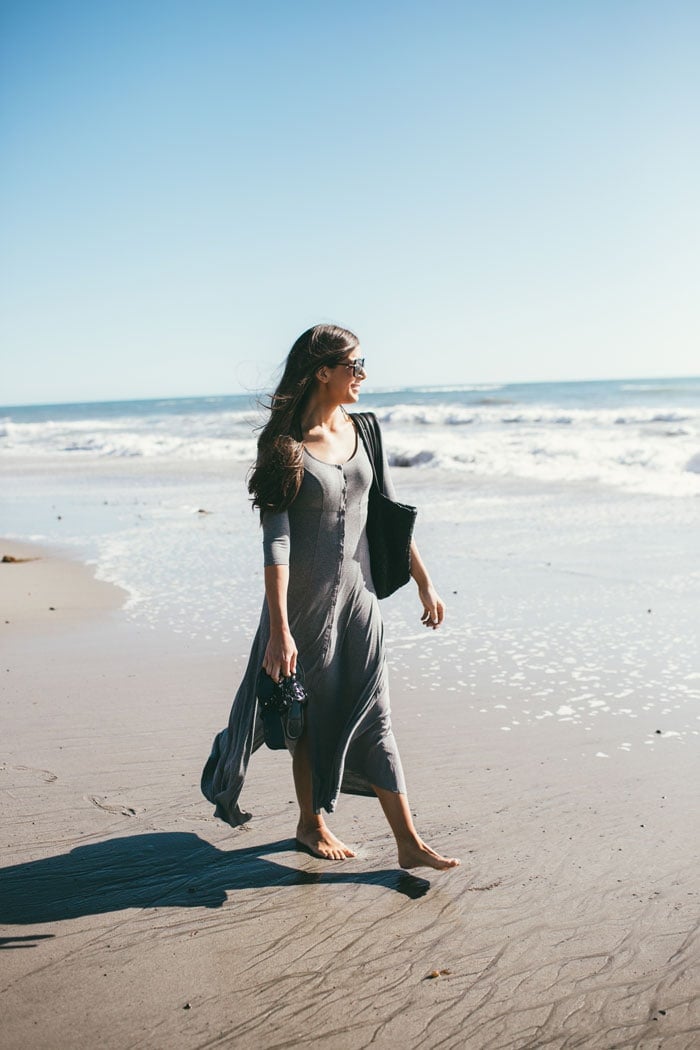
[{"x1": 202, "y1": 324, "x2": 459, "y2": 871}]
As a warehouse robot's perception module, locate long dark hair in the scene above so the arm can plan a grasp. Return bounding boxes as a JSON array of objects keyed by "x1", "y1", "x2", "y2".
[{"x1": 248, "y1": 324, "x2": 359, "y2": 515}]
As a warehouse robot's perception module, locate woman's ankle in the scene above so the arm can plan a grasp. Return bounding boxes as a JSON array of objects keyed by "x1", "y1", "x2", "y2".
[
  {"x1": 393, "y1": 828, "x2": 424, "y2": 851},
  {"x1": 297, "y1": 813, "x2": 325, "y2": 832}
]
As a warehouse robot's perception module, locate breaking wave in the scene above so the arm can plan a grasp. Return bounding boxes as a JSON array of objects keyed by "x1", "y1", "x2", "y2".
[{"x1": 1, "y1": 379, "x2": 699, "y2": 497}]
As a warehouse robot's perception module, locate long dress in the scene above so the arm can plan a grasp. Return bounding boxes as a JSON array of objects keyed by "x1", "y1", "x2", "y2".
[{"x1": 201, "y1": 413, "x2": 407, "y2": 826}]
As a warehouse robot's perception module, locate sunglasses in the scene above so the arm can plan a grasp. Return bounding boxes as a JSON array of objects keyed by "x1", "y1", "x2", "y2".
[{"x1": 336, "y1": 357, "x2": 366, "y2": 378}]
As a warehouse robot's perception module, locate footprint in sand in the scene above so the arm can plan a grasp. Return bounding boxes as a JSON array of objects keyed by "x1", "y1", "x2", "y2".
[
  {"x1": 7, "y1": 764, "x2": 58, "y2": 783},
  {"x1": 87, "y1": 795, "x2": 138, "y2": 817},
  {"x1": 467, "y1": 879, "x2": 502, "y2": 892}
]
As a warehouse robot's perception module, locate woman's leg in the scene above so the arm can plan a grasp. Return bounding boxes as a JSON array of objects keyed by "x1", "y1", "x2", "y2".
[
  {"x1": 292, "y1": 733, "x2": 356, "y2": 860},
  {"x1": 373, "y1": 785, "x2": 460, "y2": 871}
]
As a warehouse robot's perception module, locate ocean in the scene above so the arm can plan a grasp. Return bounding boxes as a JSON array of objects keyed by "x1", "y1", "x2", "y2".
[
  {"x1": 2, "y1": 377, "x2": 700, "y2": 497},
  {"x1": 2, "y1": 376, "x2": 698, "y2": 750}
]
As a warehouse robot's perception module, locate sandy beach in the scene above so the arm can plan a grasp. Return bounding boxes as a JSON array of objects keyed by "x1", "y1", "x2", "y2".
[{"x1": 1, "y1": 531, "x2": 698, "y2": 1049}]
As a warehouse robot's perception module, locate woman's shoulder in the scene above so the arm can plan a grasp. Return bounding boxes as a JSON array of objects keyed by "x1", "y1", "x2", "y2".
[{"x1": 349, "y1": 410, "x2": 380, "y2": 431}]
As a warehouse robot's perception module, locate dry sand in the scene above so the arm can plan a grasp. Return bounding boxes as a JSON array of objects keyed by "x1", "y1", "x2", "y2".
[{"x1": 1, "y1": 539, "x2": 698, "y2": 1049}]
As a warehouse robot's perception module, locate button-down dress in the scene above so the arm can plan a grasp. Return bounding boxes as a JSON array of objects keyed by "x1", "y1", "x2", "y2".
[{"x1": 201, "y1": 416, "x2": 406, "y2": 825}]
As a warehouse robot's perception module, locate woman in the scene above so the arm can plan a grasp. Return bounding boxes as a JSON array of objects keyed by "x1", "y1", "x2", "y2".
[{"x1": 202, "y1": 324, "x2": 459, "y2": 871}]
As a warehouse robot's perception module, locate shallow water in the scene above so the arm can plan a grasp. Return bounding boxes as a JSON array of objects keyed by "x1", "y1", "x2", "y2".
[{"x1": 2, "y1": 447, "x2": 698, "y2": 766}]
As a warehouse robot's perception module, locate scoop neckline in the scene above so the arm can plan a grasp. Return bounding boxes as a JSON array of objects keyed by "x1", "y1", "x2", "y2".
[{"x1": 302, "y1": 415, "x2": 359, "y2": 467}]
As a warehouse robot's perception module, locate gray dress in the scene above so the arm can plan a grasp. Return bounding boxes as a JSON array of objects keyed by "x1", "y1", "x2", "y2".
[{"x1": 201, "y1": 415, "x2": 407, "y2": 826}]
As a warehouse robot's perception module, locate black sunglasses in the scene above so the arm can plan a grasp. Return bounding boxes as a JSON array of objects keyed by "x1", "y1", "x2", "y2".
[{"x1": 336, "y1": 357, "x2": 366, "y2": 378}]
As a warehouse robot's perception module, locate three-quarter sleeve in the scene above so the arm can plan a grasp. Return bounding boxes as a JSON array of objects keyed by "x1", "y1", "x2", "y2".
[{"x1": 262, "y1": 509, "x2": 291, "y2": 566}]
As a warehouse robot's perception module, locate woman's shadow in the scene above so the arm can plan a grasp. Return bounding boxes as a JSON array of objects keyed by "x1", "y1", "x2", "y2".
[{"x1": 0, "y1": 832, "x2": 430, "y2": 941}]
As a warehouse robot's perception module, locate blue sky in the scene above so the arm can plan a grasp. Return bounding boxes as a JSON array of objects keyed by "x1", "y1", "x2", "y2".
[{"x1": 1, "y1": 0, "x2": 698, "y2": 405}]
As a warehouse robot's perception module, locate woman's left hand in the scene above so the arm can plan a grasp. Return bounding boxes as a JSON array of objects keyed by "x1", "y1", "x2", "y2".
[{"x1": 418, "y1": 583, "x2": 445, "y2": 629}]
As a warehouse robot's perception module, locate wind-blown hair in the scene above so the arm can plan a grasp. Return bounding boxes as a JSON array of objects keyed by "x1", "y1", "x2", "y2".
[{"x1": 248, "y1": 324, "x2": 359, "y2": 516}]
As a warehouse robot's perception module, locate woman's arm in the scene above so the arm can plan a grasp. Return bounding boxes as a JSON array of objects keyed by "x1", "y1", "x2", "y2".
[
  {"x1": 261, "y1": 509, "x2": 298, "y2": 679},
  {"x1": 373, "y1": 416, "x2": 445, "y2": 629},
  {"x1": 262, "y1": 564, "x2": 298, "y2": 679},
  {"x1": 410, "y1": 539, "x2": 445, "y2": 629}
]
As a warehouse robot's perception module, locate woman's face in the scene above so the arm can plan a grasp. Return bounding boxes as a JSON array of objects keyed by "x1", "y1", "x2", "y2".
[{"x1": 323, "y1": 350, "x2": 367, "y2": 404}]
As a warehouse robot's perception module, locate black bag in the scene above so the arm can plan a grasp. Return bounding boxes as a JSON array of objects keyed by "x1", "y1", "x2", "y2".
[
  {"x1": 354, "y1": 412, "x2": 417, "y2": 599},
  {"x1": 256, "y1": 666, "x2": 308, "y2": 750}
]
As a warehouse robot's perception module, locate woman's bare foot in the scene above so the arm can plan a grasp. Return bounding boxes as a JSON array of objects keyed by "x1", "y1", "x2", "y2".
[
  {"x1": 397, "y1": 836, "x2": 460, "y2": 871},
  {"x1": 296, "y1": 819, "x2": 356, "y2": 860}
]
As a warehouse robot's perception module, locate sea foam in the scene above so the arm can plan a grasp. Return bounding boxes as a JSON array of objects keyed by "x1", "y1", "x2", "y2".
[{"x1": 2, "y1": 379, "x2": 699, "y2": 498}]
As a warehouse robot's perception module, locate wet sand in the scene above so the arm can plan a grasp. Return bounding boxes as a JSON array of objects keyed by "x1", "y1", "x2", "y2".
[
  {"x1": 1, "y1": 539, "x2": 128, "y2": 628},
  {"x1": 1, "y1": 541, "x2": 699, "y2": 1049}
]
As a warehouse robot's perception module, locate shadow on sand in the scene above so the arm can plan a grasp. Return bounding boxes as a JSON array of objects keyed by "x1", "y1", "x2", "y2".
[{"x1": 0, "y1": 832, "x2": 430, "y2": 941}]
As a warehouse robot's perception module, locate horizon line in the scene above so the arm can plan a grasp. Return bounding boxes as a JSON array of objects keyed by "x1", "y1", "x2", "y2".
[{"x1": 1, "y1": 373, "x2": 699, "y2": 412}]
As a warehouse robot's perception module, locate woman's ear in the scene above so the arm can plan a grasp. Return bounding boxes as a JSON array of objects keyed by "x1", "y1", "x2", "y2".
[{"x1": 316, "y1": 367, "x2": 330, "y2": 384}]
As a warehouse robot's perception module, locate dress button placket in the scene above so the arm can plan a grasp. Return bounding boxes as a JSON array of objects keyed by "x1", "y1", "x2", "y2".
[
  {"x1": 321, "y1": 465, "x2": 346, "y2": 663},
  {"x1": 336, "y1": 470, "x2": 346, "y2": 604}
]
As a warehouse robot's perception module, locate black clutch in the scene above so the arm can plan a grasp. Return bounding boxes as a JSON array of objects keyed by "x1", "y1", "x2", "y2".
[
  {"x1": 256, "y1": 666, "x2": 308, "y2": 750},
  {"x1": 354, "y1": 412, "x2": 417, "y2": 599}
]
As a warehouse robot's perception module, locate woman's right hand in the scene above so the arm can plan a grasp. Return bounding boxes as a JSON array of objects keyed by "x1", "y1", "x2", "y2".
[{"x1": 262, "y1": 628, "x2": 298, "y2": 682}]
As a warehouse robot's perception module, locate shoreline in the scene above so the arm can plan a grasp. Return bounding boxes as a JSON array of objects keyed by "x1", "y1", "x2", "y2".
[{"x1": 1, "y1": 538, "x2": 129, "y2": 634}]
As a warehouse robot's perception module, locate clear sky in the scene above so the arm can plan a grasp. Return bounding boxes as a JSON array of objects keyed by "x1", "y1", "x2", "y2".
[{"x1": 1, "y1": 0, "x2": 698, "y2": 405}]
